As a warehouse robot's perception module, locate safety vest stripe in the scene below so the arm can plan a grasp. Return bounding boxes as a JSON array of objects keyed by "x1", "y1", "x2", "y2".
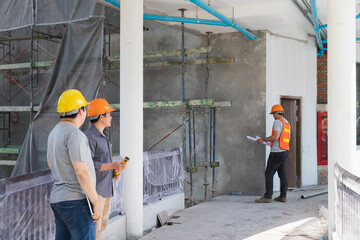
[
  {"x1": 284, "y1": 128, "x2": 290, "y2": 133},
  {"x1": 283, "y1": 138, "x2": 289, "y2": 143}
]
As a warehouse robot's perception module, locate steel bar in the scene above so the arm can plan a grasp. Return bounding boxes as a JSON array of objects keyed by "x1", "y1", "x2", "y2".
[
  {"x1": 192, "y1": 109, "x2": 197, "y2": 166},
  {"x1": 1, "y1": 70, "x2": 31, "y2": 96},
  {"x1": 301, "y1": 190, "x2": 328, "y2": 199},
  {"x1": 188, "y1": 110, "x2": 193, "y2": 198},
  {"x1": 212, "y1": 108, "x2": 216, "y2": 192},
  {"x1": 146, "y1": 120, "x2": 188, "y2": 151}
]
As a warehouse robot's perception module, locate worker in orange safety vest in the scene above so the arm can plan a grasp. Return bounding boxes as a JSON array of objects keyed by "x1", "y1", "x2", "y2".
[{"x1": 255, "y1": 104, "x2": 291, "y2": 203}]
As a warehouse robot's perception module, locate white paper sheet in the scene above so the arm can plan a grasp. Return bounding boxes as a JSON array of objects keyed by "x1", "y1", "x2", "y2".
[{"x1": 247, "y1": 136, "x2": 271, "y2": 146}]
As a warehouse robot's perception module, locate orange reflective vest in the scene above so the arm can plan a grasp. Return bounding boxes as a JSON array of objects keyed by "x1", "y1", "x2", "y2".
[{"x1": 271, "y1": 118, "x2": 291, "y2": 150}]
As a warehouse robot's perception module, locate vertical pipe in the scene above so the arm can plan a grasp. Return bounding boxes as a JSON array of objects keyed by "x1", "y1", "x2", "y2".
[
  {"x1": 204, "y1": 32, "x2": 211, "y2": 197},
  {"x1": 328, "y1": 0, "x2": 357, "y2": 238},
  {"x1": 192, "y1": 108, "x2": 196, "y2": 166},
  {"x1": 179, "y1": 8, "x2": 188, "y2": 180},
  {"x1": 120, "y1": 0, "x2": 144, "y2": 238},
  {"x1": 7, "y1": 113, "x2": 10, "y2": 145},
  {"x1": 180, "y1": 9, "x2": 186, "y2": 101},
  {"x1": 188, "y1": 109, "x2": 193, "y2": 198},
  {"x1": 35, "y1": 32, "x2": 39, "y2": 88},
  {"x1": 102, "y1": 24, "x2": 106, "y2": 98},
  {"x1": 212, "y1": 108, "x2": 216, "y2": 194},
  {"x1": 29, "y1": 26, "x2": 34, "y2": 171},
  {"x1": 209, "y1": 108, "x2": 213, "y2": 165}
]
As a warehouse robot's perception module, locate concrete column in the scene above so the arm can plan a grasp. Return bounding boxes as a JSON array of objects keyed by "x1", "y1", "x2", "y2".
[
  {"x1": 327, "y1": 0, "x2": 357, "y2": 238},
  {"x1": 120, "y1": 0, "x2": 143, "y2": 239}
]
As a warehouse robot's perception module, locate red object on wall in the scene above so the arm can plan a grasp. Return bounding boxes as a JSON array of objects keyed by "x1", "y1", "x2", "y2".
[{"x1": 317, "y1": 111, "x2": 328, "y2": 165}]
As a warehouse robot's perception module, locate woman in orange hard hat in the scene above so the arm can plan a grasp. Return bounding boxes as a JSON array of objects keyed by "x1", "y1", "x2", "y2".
[
  {"x1": 255, "y1": 104, "x2": 291, "y2": 203},
  {"x1": 84, "y1": 98, "x2": 126, "y2": 240}
]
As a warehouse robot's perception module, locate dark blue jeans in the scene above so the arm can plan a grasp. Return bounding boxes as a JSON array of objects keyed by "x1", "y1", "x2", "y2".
[
  {"x1": 264, "y1": 151, "x2": 289, "y2": 199},
  {"x1": 50, "y1": 199, "x2": 96, "y2": 240}
]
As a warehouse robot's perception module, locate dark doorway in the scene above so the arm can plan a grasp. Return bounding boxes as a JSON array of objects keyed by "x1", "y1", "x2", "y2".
[{"x1": 281, "y1": 97, "x2": 301, "y2": 188}]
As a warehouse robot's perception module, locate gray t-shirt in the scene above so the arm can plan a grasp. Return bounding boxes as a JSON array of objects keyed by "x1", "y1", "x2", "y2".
[
  {"x1": 270, "y1": 118, "x2": 289, "y2": 153},
  {"x1": 47, "y1": 122, "x2": 96, "y2": 203}
]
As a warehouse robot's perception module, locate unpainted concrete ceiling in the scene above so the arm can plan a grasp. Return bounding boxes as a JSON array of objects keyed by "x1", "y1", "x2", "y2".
[{"x1": 143, "y1": 0, "x2": 360, "y2": 40}]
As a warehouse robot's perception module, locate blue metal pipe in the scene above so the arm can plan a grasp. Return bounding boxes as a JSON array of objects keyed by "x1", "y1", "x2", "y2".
[
  {"x1": 189, "y1": 0, "x2": 257, "y2": 40},
  {"x1": 144, "y1": 14, "x2": 229, "y2": 27},
  {"x1": 310, "y1": 0, "x2": 324, "y2": 57},
  {"x1": 105, "y1": 0, "x2": 120, "y2": 8},
  {"x1": 103, "y1": 0, "x2": 232, "y2": 27}
]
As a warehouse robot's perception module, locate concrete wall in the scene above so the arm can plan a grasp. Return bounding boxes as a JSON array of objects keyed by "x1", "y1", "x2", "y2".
[
  {"x1": 266, "y1": 32, "x2": 318, "y2": 188},
  {"x1": 141, "y1": 20, "x2": 267, "y2": 201}
]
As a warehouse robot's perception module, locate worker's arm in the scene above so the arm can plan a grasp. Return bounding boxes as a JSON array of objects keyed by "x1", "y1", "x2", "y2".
[
  {"x1": 257, "y1": 131, "x2": 280, "y2": 144},
  {"x1": 47, "y1": 159, "x2": 51, "y2": 168},
  {"x1": 72, "y1": 161, "x2": 102, "y2": 222},
  {"x1": 99, "y1": 161, "x2": 125, "y2": 172}
]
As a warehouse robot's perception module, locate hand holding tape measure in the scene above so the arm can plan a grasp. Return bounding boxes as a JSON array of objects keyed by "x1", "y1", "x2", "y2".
[{"x1": 113, "y1": 156, "x2": 129, "y2": 177}]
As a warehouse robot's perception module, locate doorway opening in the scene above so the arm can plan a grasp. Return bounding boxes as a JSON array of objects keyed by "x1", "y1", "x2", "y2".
[{"x1": 281, "y1": 96, "x2": 302, "y2": 188}]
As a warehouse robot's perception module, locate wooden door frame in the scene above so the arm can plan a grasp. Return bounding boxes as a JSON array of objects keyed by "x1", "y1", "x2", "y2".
[{"x1": 280, "y1": 96, "x2": 302, "y2": 187}]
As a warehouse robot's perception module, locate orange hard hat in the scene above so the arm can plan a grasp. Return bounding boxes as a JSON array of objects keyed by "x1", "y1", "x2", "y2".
[
  {"x1": 270, "y1": 104, "x2": 284, "y2": 114},
  {"x1": 87, "y1": 98, "x2": 115, "y2": 117}
]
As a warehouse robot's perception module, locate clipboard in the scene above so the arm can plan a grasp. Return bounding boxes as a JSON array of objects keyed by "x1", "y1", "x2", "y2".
[{"x1": 86, "y1": 195, "x2": 94, "y2": 216}]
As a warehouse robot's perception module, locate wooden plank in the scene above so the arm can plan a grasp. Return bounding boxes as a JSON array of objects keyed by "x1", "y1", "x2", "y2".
[
  {"x1": 0, "y1": 106, "x2": 39, "y2": 112},
  {"x1": 0, "y1": 148, "x2": 20, "y2": 154},
  {"x1": 0, "y1": 160, "x2": 17, "y2": 166}
]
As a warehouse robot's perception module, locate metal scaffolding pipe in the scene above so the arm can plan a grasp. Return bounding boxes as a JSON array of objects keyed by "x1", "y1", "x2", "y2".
[
  {"x1": 144, "y1": 14, "x2": 228, "y2": 26},
  {"x1": 189, "y1": 0, "x2": 257, "y2": 40},
  {"x1": 301, "y1": 190, "x2": 328, "y2": 199},
  {"x1": 102, "y1": 0, "x2": 256, "y2": 34}
]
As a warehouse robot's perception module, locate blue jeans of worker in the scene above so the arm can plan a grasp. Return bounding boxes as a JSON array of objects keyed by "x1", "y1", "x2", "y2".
[
  {"x1": 264, "y1": 151, "x2": 289, "y2": 199},
  {"x1": 50, "y1": 199, "x2": 96, "y2": 240}
]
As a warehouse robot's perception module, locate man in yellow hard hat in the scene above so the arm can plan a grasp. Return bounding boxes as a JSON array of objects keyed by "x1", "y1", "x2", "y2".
[
  {"x1": 47, "y1": 89, "x2": 101, "y2": 240},
  {"x1": 255, "y1": 104, "x2": 291, "y2": 203},
  {"x1": 84, "y1": 98, "x2": 126, "y2": 240}
]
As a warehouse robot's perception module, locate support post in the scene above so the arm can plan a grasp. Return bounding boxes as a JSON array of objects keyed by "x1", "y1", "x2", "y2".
[
  {"x1": 120, "y1": 0, "x2": 144, "y2": 238},
  {"x1": 328, "y1": 0, "x2": 357, "y2": 238}
]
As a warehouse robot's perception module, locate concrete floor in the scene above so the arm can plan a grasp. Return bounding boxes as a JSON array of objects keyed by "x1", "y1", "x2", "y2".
[{"x1": 140, "y1": 185, "x2": 328, "y2": 240}]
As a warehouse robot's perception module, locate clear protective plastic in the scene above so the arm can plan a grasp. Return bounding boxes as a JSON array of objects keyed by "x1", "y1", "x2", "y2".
[
  {"x1": 143, "y1": 147, "x2": 185, "y2": 203},
  {"x1": 0, "y1": 169, "x2": 55, "y2": 239},
  {"x1": 334, "y1": 163, "x2": 360, "y2": 239}
]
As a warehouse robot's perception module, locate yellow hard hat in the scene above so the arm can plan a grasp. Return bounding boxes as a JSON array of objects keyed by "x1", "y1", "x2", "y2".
[
  {"x1": 57, "y1": 89, "x2": 89, "y2": 115},
  {"x1": 270, "y1": 104, "x2": 284, "y2": 114}
]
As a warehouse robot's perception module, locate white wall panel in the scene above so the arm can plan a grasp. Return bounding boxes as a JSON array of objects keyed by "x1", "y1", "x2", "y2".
[{"x1": 266, "y1": 32, "x2": 318, "y2": 188}]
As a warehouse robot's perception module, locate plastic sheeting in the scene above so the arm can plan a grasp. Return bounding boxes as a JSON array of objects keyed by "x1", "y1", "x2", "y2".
[
  {"x1": 143, "y1": 148, "x2": 185, "y2": 203},
  {"x1": 334, "y1": 163, "x2": 360, "y2": 239},
  {"x1": 111, "y1": 156, "x2": 125, "y2": 214},
  {"x1": 0, "y1": 169, "x2": 55, "y2": 239},
  {"x1": 11, "y1": 18, "x2": 104, "y2": 177},
  {"x1": 0, "y1": 0, "x2": 104, "y2": 33},
  {"x1": 36, "y1": 0, "x2": 104, "y2": 26},
  {"x1": 0, "y1": 0, "x2": 34, "y2": 32}
]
